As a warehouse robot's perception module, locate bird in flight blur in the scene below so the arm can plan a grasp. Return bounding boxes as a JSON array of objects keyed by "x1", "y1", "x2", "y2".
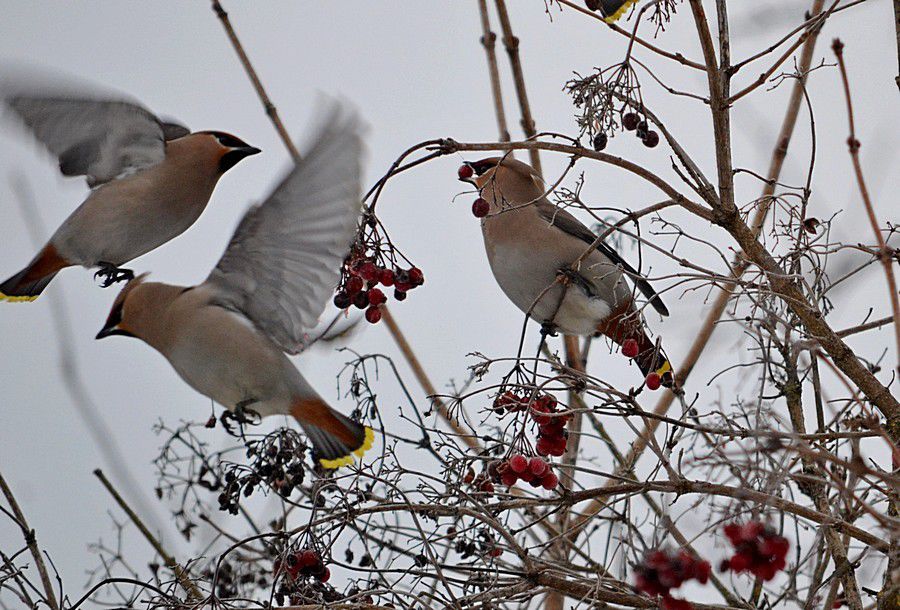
[
  {"x1": 459, "y1": 155, "x2": 674, "y2": 389},
  {"x1": 97, "y1": 102, "x2": 374, "y2": 469},
  {"x1": 0, "y1": 74, "x2": 260, "y2": 301}
]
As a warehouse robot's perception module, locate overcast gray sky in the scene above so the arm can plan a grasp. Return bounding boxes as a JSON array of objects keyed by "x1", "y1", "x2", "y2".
[{"x1": 0, "y1": 0, "x2": 897, "y2": 602}]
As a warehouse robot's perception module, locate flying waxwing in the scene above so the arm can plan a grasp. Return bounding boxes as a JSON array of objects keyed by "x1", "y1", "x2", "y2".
[
  {"x1": 459, "y1": 156, "x2": 674, "y2": 387},
  {"x1": 583, "y1": 0, "x2": 639, "y2": 22},
  {"x1": 0, "y1": 78, "x2": 260, "y2": 300},
  {"x1": 96, "y1": 102, "x2": 374, "y2": 468}
]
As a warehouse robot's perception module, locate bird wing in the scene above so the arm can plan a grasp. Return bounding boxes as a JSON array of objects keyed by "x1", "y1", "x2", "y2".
[
  {"x1": 4, "y1": 94, "x2": 188, "y2": 187},
  {"x1": 536, "y1": 201, "x2": 669, "y2": 316},
  {"x1": 204, "y1": 101, "x2": 365, "y2": 354}
]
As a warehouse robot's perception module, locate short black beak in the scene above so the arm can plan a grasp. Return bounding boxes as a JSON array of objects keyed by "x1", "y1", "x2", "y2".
[
  {"x1": 219, "y1": 146, "x2": 262, "y2": 173},
  {"x1": 95, "y1": 326, "x2": 134, "y2": 340}
]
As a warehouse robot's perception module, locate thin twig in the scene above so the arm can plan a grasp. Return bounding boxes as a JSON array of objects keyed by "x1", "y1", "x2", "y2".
[
  {"x1": 93, "y1": 469, "x2": 203, "y2": 602},
  {"x1": 0, "y1": 471, "x2": 59, "y2": 610},
  {"x1": 477, "y1": 0, "x2": 511, "y2": 142}
]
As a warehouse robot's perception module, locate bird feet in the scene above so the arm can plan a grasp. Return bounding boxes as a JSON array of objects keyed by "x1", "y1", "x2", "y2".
[
  {"x1": 540, "y1": 321, "x2": 559, "y2": 338},
  {"x1": 220, "y1": 399, "x2": 261, "y2": 435},
  {"x1": 94, "y1": 262, "x2": 134, "y2": 288}
]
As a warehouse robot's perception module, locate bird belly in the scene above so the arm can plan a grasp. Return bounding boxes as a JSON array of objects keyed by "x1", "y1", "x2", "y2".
[
  {"x1": 52, "y1": 173, "x2": 210, "y2": 266},
  {"x1": 164, "y1": 311, "x2": 296, "y2": 418}
]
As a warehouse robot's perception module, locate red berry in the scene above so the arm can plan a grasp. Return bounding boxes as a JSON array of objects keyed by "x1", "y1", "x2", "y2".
[
  {"x1": 508, "y1": 455, "x2": 528, "y2": 474},
  {"x1": 528, "y1": 457, "x2": 548, "y2": 477},
  {"x1": 535, "y1": 438, "x2": 551, "y2": 456},
  {"x1": 541, "y1": 472, "x2": 559, "y2": 489},
  {"x1": 298, "y1": 550, "x2": 318, "y2": 568},
  {"x1": 365, "y1": 306, "x2": 382, "y2": 324},
  {"x1": 645, "y1": 372, "x2": 662, "y2": 390},
  {"x1": 472, "y1": 198, "x2": 489, "y2": 218},
  {"x1": 729, "y1": 554, "x2": 750, "y2": 572},
  {"x1": 408, "y1": 267, "x2": 424, "y2": 286},
  {"x1": 358, "y1": 262, "x2": 378, "y2": 282},
  {"x1": 463, "y1": 467, "x2": 475, "y2": 484},
  {"x1": 346, "y1": 276, "x2": 364, "y2": 295},
  {"x1": 394, "y1": 281, "x2": 412, "y2": 293},
  {"x1": 622, "y1": 112, "x2": 640, "y2": 131},
  {"x1": 367, "y1": 287, "x2": 386, "y2": 306},
  {"x1": 622, "y1": 338, "x2": 640, "y2": 359},
  {"x1": 501, "y1": 471, "x2": 518, "y2": 486},
  {"x1": 480, "y1": 480, "x2": 494, "y2": 493},
  {"x1": 458, "y1": 164, "x2": 474, "y2": 180},
  {"x1": 489, "y1": 547, "x2": 502, "y2": 558},
  {"x1": 379, "y1": 268, "x2": 395, "y2": 286}
]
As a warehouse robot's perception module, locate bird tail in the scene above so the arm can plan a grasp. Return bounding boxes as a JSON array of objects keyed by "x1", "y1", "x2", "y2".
[
  {"x1": 632, "y1": 331, "x2": 675, "y2": 388},
  {"x1": 0, "y1": 245, "x2": 69, "y2": 302},
  {"x1": 290, "y1": 398, "x2": 374, "y2": 469}
]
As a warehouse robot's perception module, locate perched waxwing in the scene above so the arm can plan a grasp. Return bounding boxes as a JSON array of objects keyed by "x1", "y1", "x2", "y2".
[
  {"x1": 460, "y1": 156, "x2": 674, "y2": 387},
  {"x1": 96, "y1": 102, "x2": 374, "y2": 469},
  {"x1": 0, "y1": 77, "x2": 260, "y2": 300},
  {"x1": 583, "y1": 0, "x2": 639, "y2": 22}
]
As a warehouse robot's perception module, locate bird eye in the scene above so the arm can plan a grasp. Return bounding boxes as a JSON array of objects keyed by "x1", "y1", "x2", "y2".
[
  {"x1": 470, "y1": 160, "x2": 497, "y2": 176},
  {"x1": 211, "y1": 132, "x2": 248, "y2": 148}
]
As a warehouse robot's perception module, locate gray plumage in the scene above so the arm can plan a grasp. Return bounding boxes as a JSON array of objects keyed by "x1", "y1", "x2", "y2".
[
  {"x1": 205, "y1": 103, "x2": 365, "y2": 354},
  {"x1": 5, "y1": 95, "x2": 188, "y2": 187}
]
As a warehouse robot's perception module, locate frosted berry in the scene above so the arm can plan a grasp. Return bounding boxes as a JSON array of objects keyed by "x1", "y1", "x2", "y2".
[
  {"x1": 365, "y1": 306, "x2": 382, "y2": 324},
  {"x1": 367, "y1": 287, "x2": 386, "y2": 306},
  {"x1": 458, "y1": 164, "x2": 474, "y2": 180},
  {"x1": 528, "y1": 457, "x2": 548, "y2": 477},
  {"x1": 592, "y1": 132, "x2": 608, "y2": 151},
  {"x1": 472, "y1": 198, "x2": 490, "y2": 218},
  {"x1": 379, "y1": 268, "x2": 395, "y2": 286},
  {"x1": 643, "y1": 130, "x2": 660, "y2": 148},
  {"x1": 358, "y1": 262, "x2": 378, "y2": 282},
  {"x1": 622, "y1": 338, "x2": 640, "y2": 358},
  {"x1": 333, "y1": 291, "x2": 351, "y2": 309},
  {"x1": 501, "y1": 471, "x2": 518, "y2": 486},
  {"x1": 541, "y1": 472, "x2": 559, "y2": 490},
  {"x1": 508, "y1": 454, "x2": 528, "y2": 474},
  {"x1": 346, "y1": 276, "x2": 364, "y2": 295},
  {"x1": 622, "y1": 112, "x2": 640, "y2": 131},
  {"x1": 645, "y1": 372, "x2": 662, "y2": 391},
  {"x1": 408, "y1": 267, "x2": 424, "y2": 286}
]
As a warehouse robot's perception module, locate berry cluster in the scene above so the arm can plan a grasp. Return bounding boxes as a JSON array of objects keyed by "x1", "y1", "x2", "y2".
[
  {"x1": 622, "y1": 112, "x2": 660, "y2": 148},
  {"x1": 621, "y1": 338, "x2": 664, "y2": 391},
  {"x1": 218, "y1": 429, "x2": 307, "y2": 514},
  {"x1": 276, "y1": 548, "x2": 331, "y2": 583},
  {"x1": 720, "y1": 522, "x2": 789, "y2": 581},
  {"x1": 488, "y1": 454, "x2": 559, "y2": 490},
  {"x1": 333, "y1": 253, "x2": 424, "y2": 324},
  {"x1": 634, "y1": 549, "x2": 711, "y2": 610},
  {"x1": 531, "y1": 395, "x2": 572, "y2": 457}
]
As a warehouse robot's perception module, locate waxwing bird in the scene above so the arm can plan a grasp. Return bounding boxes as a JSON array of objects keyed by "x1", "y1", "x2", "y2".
[
  {"x1": 459, "y1": 156, "x2": 674, "y2": 387},
  {"x1": 583, "y1": 0, "x2": 639, "y2": 22},
  {"x1": 97, "y1": 102, "x2": 374, "y2": 469},
  {"x1": 0, "y1": 80, "x2": 260, "y2": 301}
]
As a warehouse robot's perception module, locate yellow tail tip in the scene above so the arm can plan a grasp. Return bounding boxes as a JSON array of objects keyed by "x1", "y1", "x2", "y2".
[
  {"x1": 604, "y1": 0, "x2": 640, "y2": 23},
  {"x1": 655, "y1": 360, "x2": 672, "y2": 376},
  {"x1": 0, "y1": 291, "x2": 39, "y2": 302},
  {"x1": 318, "y1": 426, "x2": 375, "y2": 469}
]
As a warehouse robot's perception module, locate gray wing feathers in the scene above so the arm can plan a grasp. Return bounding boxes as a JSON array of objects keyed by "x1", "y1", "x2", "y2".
[
  {"x1": 5, "y1": 95, "x2": 183, "y2": 186},
  {"x1": 206, "y1": 102, "x2": 365, "y2": 354},
  {"x1": 536, "y1": 202, "x2": 669, "y2": 316}
]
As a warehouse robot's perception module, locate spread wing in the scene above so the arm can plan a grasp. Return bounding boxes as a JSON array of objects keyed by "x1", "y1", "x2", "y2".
[
  {"x1": 204, "y1": 101, "x2": 365, "y2": 354},
  {"x1": 536, "y1": 201, "x2": 669, "y2": 316},
  {"x1": 4, "y1": 93, "x2": 188, "y2": 187}
]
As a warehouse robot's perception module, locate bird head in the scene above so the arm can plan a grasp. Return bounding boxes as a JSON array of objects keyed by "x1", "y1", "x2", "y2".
[
  {"x1": 96, "y1": 273, "x2": 152, "y2": 340},
  {"x1": 195, "y1": 130, "x2": 261, "y2": 174},
  {"x1": 458, "y1": 156, "x2": 545, "y2": 208}
]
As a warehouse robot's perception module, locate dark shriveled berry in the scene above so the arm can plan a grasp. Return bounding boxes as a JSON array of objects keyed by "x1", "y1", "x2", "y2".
[
  {"x1": 333, "y1": 291, "x2": 351, "y2": 309},
  {"x1": 642, "y1": 130, "x2": 660, "y2": 148},
  {"x1": 394, "y1": 289, "x2": 407, "y2": 301},
  {"x1": 365, "y1": 306, "x2": 382, "y2": 324},
  {"x1": 592, "y1": 132, "x2": 608, "y2": 151},
  {"x1": 353, "y1": 291, "x2": 369, "y2": 309},
  {"x1": 622, "y1": 112, "x2": 640, "y2": 131}
]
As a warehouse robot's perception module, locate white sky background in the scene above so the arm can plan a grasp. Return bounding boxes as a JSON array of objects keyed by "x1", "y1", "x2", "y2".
[{"x1": 0, "y1": 0, "x2": 897, "y2": 605}]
